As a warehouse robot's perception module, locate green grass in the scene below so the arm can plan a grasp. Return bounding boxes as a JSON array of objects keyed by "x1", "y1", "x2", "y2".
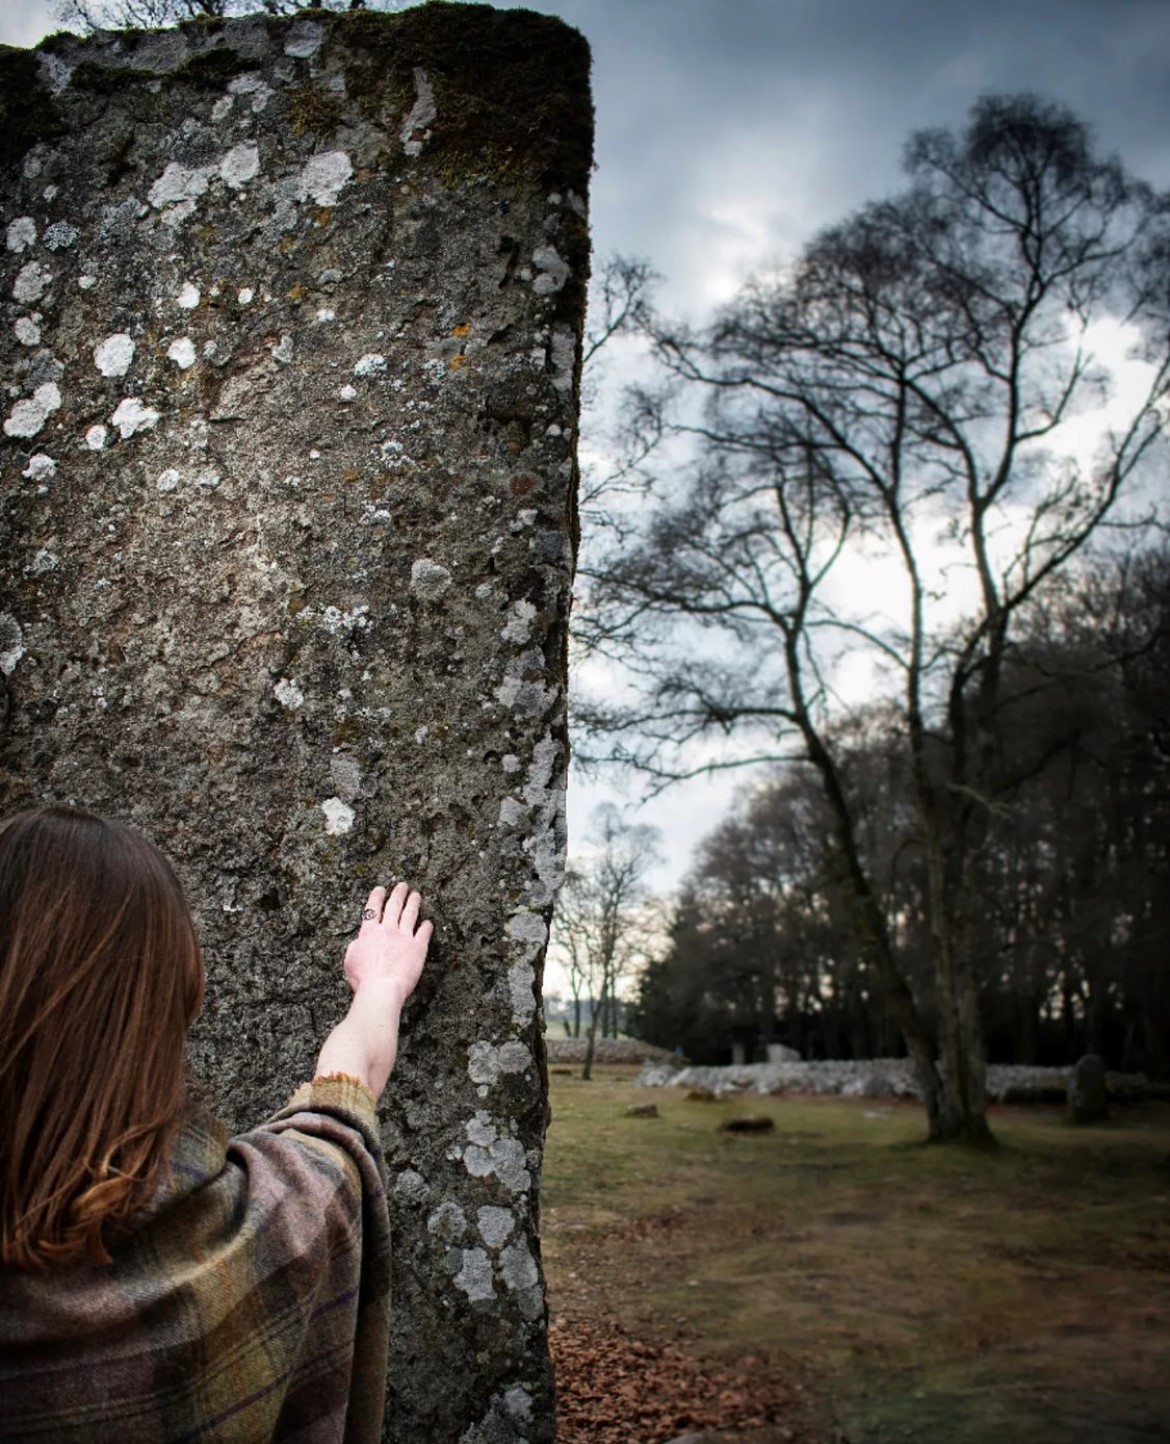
[{"x1": 542, "y1": 1067, "x2": 1170, "y2": 1443}]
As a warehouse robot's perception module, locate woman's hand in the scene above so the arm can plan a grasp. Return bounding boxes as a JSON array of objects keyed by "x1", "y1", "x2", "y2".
[
  {"x1": 315, "y1": 884, "x2": 433, "y2": 1100},
  {"x1": 344, "y1": 883, "x2": 432, "y2": 1004}
]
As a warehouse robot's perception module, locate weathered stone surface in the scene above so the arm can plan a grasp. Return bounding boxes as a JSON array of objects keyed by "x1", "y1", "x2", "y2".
[
  {"x1": 0, "y1": 8, "x2": 592, "y2": 1440},
  {"x1": 1068, "y1": 1053, "x2": 1109, "y2": 1124}
]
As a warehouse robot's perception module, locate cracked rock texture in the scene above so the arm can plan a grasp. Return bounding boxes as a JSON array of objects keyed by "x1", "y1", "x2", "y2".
[{"x1": 0, "y1": 7, "x2": 592, "y2": 1440}]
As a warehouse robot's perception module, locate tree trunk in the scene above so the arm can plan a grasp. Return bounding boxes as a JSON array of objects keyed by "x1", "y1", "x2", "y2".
[{"x1": 582, "y1": 1001, "x2": 600, "y2": 1081}]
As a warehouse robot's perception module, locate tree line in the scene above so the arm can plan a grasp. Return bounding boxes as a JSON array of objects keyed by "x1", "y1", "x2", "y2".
[
  {"x1": 629, "y1": 543, "x2": 1170, "y2": 1079},
  {"x1": 571, "y1": 93, "x2": 1170, "y2": 1143}
]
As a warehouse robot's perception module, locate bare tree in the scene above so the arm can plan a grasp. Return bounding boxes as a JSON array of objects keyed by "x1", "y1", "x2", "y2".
[
  {"x1": 580, "y1": 95, "x2": 1170, "y2": 1142},
  {"x1": 550, "y1": 805, "x2": 660, "y2": 1080}
]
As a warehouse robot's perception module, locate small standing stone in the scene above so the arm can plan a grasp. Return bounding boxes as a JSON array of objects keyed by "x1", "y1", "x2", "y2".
[{"x1": 1068, "y1": 1054, "x2": 1109, "y2": 1124}]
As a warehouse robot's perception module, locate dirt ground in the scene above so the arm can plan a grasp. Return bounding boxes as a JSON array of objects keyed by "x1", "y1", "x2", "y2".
[{"x1": 541, "y1": 1066, "x2": 1170, "y2": 1444}]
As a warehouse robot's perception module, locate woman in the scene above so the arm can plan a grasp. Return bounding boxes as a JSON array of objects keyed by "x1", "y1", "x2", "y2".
[{"x1": 0, "y1": 804, "x2": 431, "y2": 1442}]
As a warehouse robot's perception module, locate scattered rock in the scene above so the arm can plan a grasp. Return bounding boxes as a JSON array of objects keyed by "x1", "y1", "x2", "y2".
[
  {"x1": 720, "y1": 1116, "x2": 776, "y2": 1134},
  {"x1": 1068, "y1": 1054, "x2": 1109, "y2": 1124},
  {"x1": 636, "y1": 1057, "x2": 1169, "y2": 1104},
  {"x1": 625, "y1": 1102, "x2": 659, "y2": 1119},
  {"x1": 547, "y1": 1037, "x2": 677, "y2": 1065}
]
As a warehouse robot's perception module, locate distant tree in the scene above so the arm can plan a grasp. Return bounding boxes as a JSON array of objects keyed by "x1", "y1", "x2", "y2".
[
  {"x1": 550, "y1": 805, "x2": 660, "y2": 1080},
  {"x1": 580, "y1": 95, "x2": 1170, "y2": 1142}
]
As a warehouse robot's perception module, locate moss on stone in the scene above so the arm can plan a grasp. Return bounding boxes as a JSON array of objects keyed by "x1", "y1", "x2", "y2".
[
  {"x1": 176, "y1": 47, "x2": 246, "y2": 91},
  {"x1": 70, "y1": 58, "x2": 156, "y2": 95},
  {"x1": 0, "y1": 48, "x2": 64, "y2": 168},
  {"x1": 334, "y1": 3, "x2": 593, "y2": 192},
  {"x1": 288, "y1": 81, "x2": 344, "y2": 138}
]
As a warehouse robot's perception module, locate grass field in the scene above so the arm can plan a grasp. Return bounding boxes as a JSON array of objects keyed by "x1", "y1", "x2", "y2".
[{"x1": 541, "y1": 1065, "x2": 1170, "y2": 1444}]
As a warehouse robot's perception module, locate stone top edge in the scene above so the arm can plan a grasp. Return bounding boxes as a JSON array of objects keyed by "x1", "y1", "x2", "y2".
[
  {"x1": 11, "y1": 4, "x2": 590, "y2": 73},
  {"x1": 0, "y1": 2, "x2": 593, "y2": 192}
]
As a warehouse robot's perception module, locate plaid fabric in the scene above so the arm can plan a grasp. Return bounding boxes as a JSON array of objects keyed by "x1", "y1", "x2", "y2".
[{"x1": 0, "y1": 1075, "x2": 391, "y2": 1443}]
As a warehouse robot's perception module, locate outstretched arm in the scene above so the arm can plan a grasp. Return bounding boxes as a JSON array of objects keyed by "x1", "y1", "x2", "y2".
[{"x1": 314, "y1": 883, "x2": 432, "y2": 1101}]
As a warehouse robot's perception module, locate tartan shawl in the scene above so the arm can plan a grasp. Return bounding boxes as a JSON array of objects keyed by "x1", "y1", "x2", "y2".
[{"x1": 0, "y1": 1074, "x2": 392, "y2": 1443}]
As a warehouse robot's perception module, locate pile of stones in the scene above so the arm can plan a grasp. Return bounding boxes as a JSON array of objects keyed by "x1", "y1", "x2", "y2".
[
  {"x1": 546, "y1": 1037, "x2": 676, "y2": 1066},
  {"x1": 634, "y1": 1057, "x2": 1169, "y2": 1103}
]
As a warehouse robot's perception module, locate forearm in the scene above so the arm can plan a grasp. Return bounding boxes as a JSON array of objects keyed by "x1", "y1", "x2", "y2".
[{"x1": 314, "y1": 978, "x2": 408, "y2": 1102}]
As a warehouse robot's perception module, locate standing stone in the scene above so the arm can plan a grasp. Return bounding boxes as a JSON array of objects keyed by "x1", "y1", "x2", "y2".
[
  {"x1": 0, "y1": 9, "x2": 592, "y2": 1441},
  {"x1": 1068, "y1": 1054, "x2": 1109, "y2": 1124}
]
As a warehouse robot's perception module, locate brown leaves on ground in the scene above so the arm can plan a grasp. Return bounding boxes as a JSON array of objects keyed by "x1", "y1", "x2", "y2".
[{"x1": 550, "y1": 1314, "x2": 819, "y2": 1444}]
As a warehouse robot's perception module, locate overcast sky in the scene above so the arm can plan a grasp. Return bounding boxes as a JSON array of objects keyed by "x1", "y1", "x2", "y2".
[{"x1": 4, "y1": 0, "x2": 1170, "y2": 926}]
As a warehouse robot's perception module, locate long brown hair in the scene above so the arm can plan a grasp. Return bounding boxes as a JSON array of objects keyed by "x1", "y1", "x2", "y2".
[{"x1": 0, "y1": 806, "x2": 204, "y2": 1268}]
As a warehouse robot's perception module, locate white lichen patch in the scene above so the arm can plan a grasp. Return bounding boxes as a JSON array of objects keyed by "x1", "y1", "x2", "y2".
[
  {"x1": 284, "y1": 19, "x2": 324, "y2": 57},
  {"x1": 476, "y1": 1206, "x2": 515, "y2": 1250},
  {"x1": 502, "y1": 599, "x2": 537, "y2": 644},
  {"x1": 212, "y1": 95, "x2": 233, "y2": 122},
  {"x1": 296, "y1": 150, "x2": 353, "y2": 207},
  {"x1": 410, "y1": 558, "x2": 452, "y2": 600},
  {"x1": 508, "y1": 962, "x2": 537, "y2": 1027},
  {"x1": 550, "y1": 324, "x2": 576, "y2": 392},
  {"x1": 0, "y1": 615, "x2": 25, "y2": 676},
  {"x1": 227, "y1": 72, "x2": 272, "y2": 113},
  {"x1": 338, "y1": 384, "x2": 357, "y2": 402},
  {"x1": 110, "y1": 398, "x2": 160, "y2": 439},
  {"x1": 401, "y1": 67, "x2": 437, "y2": 158},
  {"x1": 494, "y1": 650, "x2": 555, "y2": 719},
  {"x1": 6, "y1": 217, "x2": 36, "y2": 252},
  {"x1": 461, "y1": 1115, "x2": 531, "y2": 1193},
  {"x1": 156, "y1": 468, "x2": 181, "y2": 492},
  {"x1": 499, "y1": 1240, "x2": 540, "y2": 1292},
  {"x1": 499, "y1": 795, "x2": 527, "y2": 829},
  {"x1": 94, "y1": 333, "x2": 135, "y2": 378},
  {"x1": 238, "y1": 287, "x2": 254, "y2": 305},
  {"x1": 274, "y1": 677, "x2": 305, "y2": 710},
  {"x1": 393, "y1": 1169, "x2": 429, "y2": 1201},
  {"x1": 43, "y1": 221, "x2": 78, "y2": 251},
  {"x1": 149, "y1": 161, "x2": 213, "y2": 210},
  {"x1": 219, "y1": 142, "x2": 260, "y2": 190},
  {"x1": 4, "y1": 382, "x2": 61, "y2": 439},
  {"x1": 426, "y1": 1201, "x2": 468, "y2": 1243},
  {"x1": 468, "y1": 1040, "x2": 532, "y2": 1087},
  {"x1": 502, "y1": 754, "x2": 522, "y2": 774},
  {"x1": 29, "y1": 549, "x2": 59, "y2": 575},
  {"x1": 353, "y1": 352, "x2": 386, "y2": 377},
  {"x1": 38, "y1": 51, "x2": 73, "y2": 94},
  {"x1": 531, "y1": 244, "x2": 570, "y2": 295},
  {"x1": 14, "y1": 316, "x2": 40, "y2": 347},
  {"x1": 453, "y1": 1248, "x2": 495, "y2": 1303},
  {"x1": 85, "y1": 425, "x2": 109, "y2": 450},
  {"x1": 506, "y1": 913, "x2": 548, "y2": 947},
  {"x1": 13, "y1": 261, "x2": 50, "y2": 304},
  {"x1": 79, "y1": 274, "x2": 97, "y2": 290},
  {"x1": 22, "y1": 453, "x2": 56, "y2": 481},
  {"x1": 176, "y1": 281, "x2": 201, "y2": 310},
  {"x1": 167, "y1": 337, "x2": 197, "y2": 369},
  {"x1": 321, "y1": 796, "x2": 355, "y2": 836}
]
